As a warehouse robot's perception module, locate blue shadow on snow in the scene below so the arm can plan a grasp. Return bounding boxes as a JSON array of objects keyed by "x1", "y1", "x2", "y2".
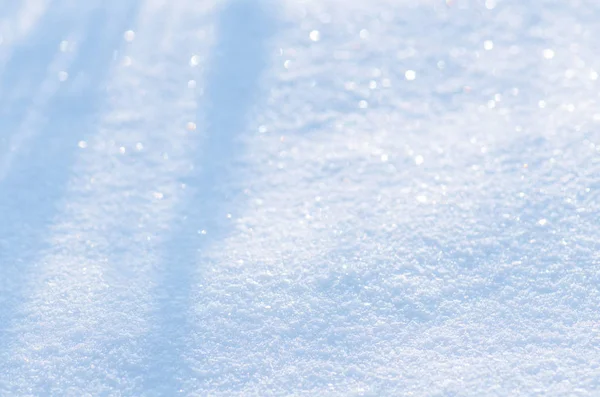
[
  {"x1": 143, "y1": 1, "x2": 277, "y2": 394},
  {"x1": 0, "y1": 1, "x2": 141, "y2": 363}
]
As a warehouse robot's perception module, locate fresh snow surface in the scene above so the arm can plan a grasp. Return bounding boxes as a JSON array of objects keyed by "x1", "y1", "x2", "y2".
[{"x1": 1, "y1": 0, "x2": 600, "y2": 395}]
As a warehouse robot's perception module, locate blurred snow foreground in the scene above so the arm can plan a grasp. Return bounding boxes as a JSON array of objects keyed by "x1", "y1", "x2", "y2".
[{"x1": 1, "y1": 0, "x2": 600, "y2": 395}]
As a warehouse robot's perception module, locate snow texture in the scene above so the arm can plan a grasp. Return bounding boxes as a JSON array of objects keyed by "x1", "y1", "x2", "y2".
[{"x1": 1, "y1": 0, "x2": 600, "y2": 395}]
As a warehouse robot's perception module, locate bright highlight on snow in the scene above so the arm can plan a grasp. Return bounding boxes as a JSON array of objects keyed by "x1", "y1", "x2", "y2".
[
  {"x1": 543, "y1": 48, "x2": 555, "y2": 59},
  {"x1": 124, "y1": 30, "x2": 135, "y2": 42}
]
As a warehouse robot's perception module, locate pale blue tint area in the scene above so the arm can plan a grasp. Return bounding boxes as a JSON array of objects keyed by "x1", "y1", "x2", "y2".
[{"x1": 1, "y1": 0, "x2": 600, "y2": 395}]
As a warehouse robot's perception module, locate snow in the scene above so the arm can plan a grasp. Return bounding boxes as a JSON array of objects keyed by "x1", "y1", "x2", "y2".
[{"x1": 1, "y1": 0, "x2": 600, "y2": 395}]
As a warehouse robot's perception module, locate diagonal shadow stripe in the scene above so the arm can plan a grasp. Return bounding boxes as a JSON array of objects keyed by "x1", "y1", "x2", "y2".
[
  {"x1": 142, "y1": 1, "x2": 277, "y2": 394},
  {"x1": 0, "y1": 1, "x2": 95, "y2": 132},
  {"x1": 0, "y1": 1, "x2": 142, "y2": 359}
]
